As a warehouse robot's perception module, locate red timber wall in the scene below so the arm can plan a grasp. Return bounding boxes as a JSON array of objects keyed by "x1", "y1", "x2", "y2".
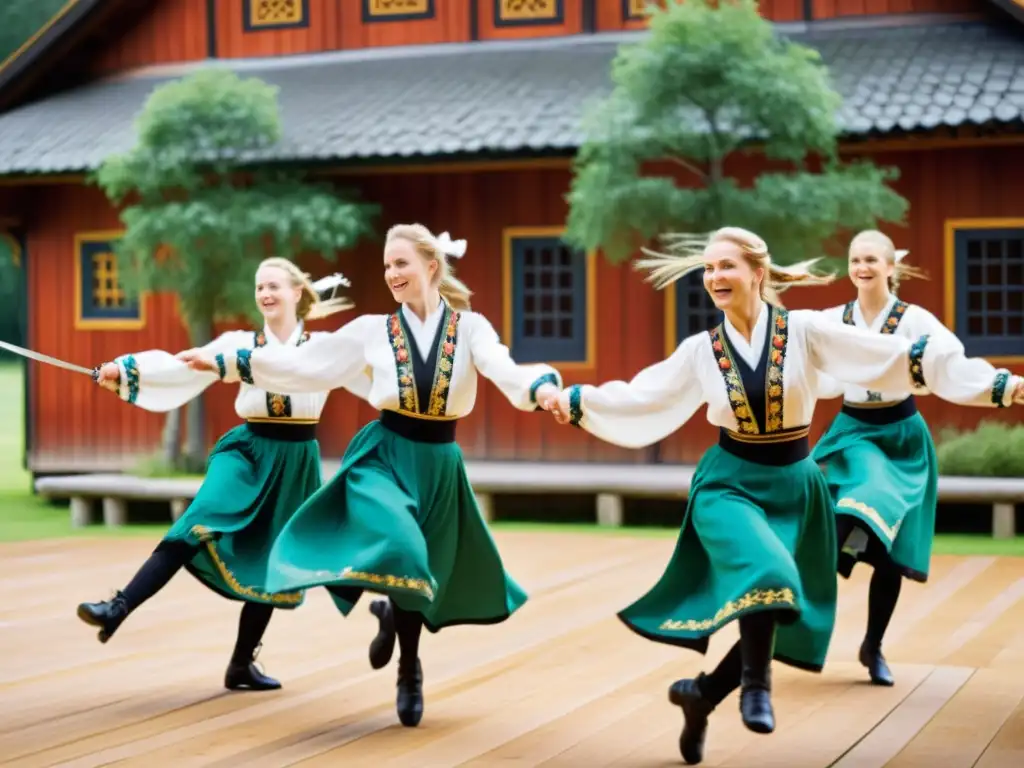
[
  {"x1": 81, "y1": 0, "x2": 972, "y2": 74},
  {"x1": 12, "y1": 143, "x2": 1024, "y2": 472}
]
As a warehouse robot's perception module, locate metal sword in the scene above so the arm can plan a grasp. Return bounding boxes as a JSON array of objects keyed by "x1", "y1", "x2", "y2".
[{"x1": 0, "y1": 339, "x2": 97, "y2": 378}]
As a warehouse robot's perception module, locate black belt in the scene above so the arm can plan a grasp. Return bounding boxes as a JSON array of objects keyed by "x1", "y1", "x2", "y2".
[
  {"x1": 379, "y1": 410, "x2": 457, "y2": 444},
  {"x1": 718, "y1": 426, "x2": 810, "y2": 467},
  {"x1": 245, "y1": 420, "x2": 318, "y2": 442},
  {"x1": 841, "y1": 396, "x2": 917, "y2": 425}
]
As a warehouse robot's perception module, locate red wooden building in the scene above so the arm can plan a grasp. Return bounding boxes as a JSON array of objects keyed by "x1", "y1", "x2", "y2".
[{"x1": 0, "y1": 0, "x2": 1021, "y2": 476}]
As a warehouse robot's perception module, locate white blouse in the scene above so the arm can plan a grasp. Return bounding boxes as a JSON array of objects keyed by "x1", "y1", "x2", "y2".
[
  {"x1": 814, "y1": 294, "x2": 1014, "y2": 406},
  {"x1": 567, "y1": 303, "x2": 1020, "y2": 450},
  {"x1": 107, "y1": 322, "x2": 332, "y2": 420},
  {"x1": 214, "y1": 302, "x2": 562, "y2": 418}
]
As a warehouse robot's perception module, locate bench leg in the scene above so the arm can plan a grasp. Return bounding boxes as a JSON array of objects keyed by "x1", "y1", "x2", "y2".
[
  {"x1": 102, "y1": 497, "x2": 128, "y2": 527},
  {"x1": 69, "y1": 497, "x2": 93, "y2": 528},
  {"x1": 476, "y1": 493, "x2": 494, "y2": 523},
  {"x1": 992, "y1": 503, "x2": 1016, "y2": 540},
  {"x1": 170, "y1": 498, "x2": 189, "y2": 522},
  {"x1": 596, "y1": 493, "x2": 624, "y2": 527}
]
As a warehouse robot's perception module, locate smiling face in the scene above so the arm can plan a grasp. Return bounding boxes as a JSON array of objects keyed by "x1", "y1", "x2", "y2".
[
  {"x1": 254, "y1": 265, "x2": 302, "y2": 321},
  {"x1": 384, "y1": 236, "x2": 437, "y2": 304},
  {"x1": 848, "y1": 238, "x2": 894, "y2": 293},
  {"x1": 702, "y1": 240, "x2": 763, "y2": 311}
]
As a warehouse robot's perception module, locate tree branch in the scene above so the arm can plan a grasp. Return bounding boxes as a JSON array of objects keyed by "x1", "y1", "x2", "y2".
[{"x1": 667, "y1": 155, "x2": 708, "y2": 184}]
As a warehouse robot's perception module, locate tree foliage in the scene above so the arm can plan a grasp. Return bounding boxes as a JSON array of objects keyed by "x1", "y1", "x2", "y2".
[
  {"x1": 564, "y1": 0, "x2": 909, "y2": 264},
  {"x1": 93, "y1": 68, "x2": 378, "y2": 468}
]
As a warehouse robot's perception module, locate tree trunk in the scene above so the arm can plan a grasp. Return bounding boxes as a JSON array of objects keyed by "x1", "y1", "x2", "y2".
[{"x1": 182, "y1": 315, "x2": 214, "y2": 473}]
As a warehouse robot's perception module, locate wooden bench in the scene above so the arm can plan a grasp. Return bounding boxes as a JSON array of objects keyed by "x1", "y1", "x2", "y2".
[{"x1": 34, "y1": 463, "x2": 1024, "y2": 538}]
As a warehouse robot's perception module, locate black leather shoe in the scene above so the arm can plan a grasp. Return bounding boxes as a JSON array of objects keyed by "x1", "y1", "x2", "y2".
[
  {"x1": 396, "y1": 657, "x2": 424, "y2": 727},
  {"x1": 739, "y1": 687, "x2": 775, "y2": 734},
  {"x1": 76, "y1": 591, "x2": 131, "y2": 643},
  {"x1": 225, "y1": 645, "x2": 281, "y2": 691},
  {"x1": 369, "y1": 599, "x2": 396, "y2": 670},
  {"x1": 668, "y1": 675, "x2": 716, "y2": 764},
  {"x1": 859, "y1": 643, "x2": 895, "y2": 686}
]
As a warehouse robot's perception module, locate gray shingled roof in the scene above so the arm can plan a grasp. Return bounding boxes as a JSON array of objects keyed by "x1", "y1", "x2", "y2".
[{"x1": 0, "y1": 19, "x2": 1022, "y2": 175}]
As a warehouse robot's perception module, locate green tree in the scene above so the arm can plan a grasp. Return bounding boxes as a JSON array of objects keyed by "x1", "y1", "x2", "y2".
[
  {"x1": 94, "y1": 68, "x2": 378, "y2": 471},
  {"x1": 564, "y1": 0, "x2": 908, "y2": 265}
]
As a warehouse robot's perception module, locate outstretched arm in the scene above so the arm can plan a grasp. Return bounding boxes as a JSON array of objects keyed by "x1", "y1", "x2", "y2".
[
  {"x1": 551, "y1": 336, "x2": 706, "y2": 449},
  {"x1": 801, "y1": 310, "x2": 1021, "y2": 408},
  {"x1": 94, "y1": 331, "x2": 248, "y2": 413},
  {"x1": 198, "y1": 316, "x2": 375, "y2": 395},
  {"x1": 467, "y1": 313, "x2": 563, "y2": 411}
]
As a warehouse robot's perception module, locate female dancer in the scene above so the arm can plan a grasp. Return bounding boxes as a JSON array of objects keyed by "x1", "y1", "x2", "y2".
[
  {"x1": 77, "y1": 258, "x2": 377, "y2": 691},
  {"x1": 182, "y1": 224, "x2": 563, "y2": 726},
  {"x1": 546, "y1": 227, "x2": 1022, "y2": 765},
  {"x1": 810, "y1": 230, "x2": 993, "y2": 688}
]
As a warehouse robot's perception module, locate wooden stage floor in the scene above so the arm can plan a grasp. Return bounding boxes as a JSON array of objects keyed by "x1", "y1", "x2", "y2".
[{"x1": 1, "y1": 531, "x2": 1023, "y2": 767}]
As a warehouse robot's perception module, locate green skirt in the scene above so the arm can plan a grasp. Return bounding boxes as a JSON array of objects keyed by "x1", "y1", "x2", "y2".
[
  {"x1": 163, "y1": 422, "x2": 323, "y2": 609},
  {"x1": 263, "y1": 419, "x2": 527, "y2": 632},
  {"x1": 812, "y1": 406, "x2": 937, "y2": 583},
  {"x1": 618, "y1": 444, "x2": 838, "y2": 672}
]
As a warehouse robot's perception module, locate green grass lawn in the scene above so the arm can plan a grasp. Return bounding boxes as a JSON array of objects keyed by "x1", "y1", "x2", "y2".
[{"x1": 0, "y1": 361, "x2": 1022, "y2": 555}]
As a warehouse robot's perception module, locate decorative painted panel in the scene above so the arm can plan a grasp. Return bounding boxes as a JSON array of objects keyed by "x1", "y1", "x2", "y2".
[
  {"x1": 362, "y1": 0, "x2": 435, "y2": 22},
  {"x1": 623, "y1": 0, "x2": 648, "y2": 20},
  {"x1": 495, "y1": 0, "x2": 564, "y2": 26},
  {"x1": 244, "y1": 0, "x2": 310, "y2": 31},
  {"x1": 74, "y1": 233, "x2": 145, "y2": 330}
]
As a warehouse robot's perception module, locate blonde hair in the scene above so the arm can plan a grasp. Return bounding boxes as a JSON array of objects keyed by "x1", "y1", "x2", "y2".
[
  {"x1": 634, "y1": 226, "x2": 835, "y2": 308},
  {"x1": 257, "y1": 257, "x2": 354, "y2": 321},
  {"x1": 385, "y1": 223, "x2": 472, "y2": 310},
  {"x1": 848, "y1": 230, "x2": 928, "y2": 296}
]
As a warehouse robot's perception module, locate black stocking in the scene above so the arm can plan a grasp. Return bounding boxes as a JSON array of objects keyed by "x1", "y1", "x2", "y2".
[
  {"x1": 230, "y1": 602, "x2": 274, "y2": 665},
  {"x1": 121, "y1": 540, "x2": 197, "y2": 610},
  {"x1": 865, "y1": 563, "x2": 902, "y2": 651}
]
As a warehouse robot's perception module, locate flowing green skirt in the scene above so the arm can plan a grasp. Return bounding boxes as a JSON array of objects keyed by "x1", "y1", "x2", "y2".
[
  {"x1": 264, "y1": 419, "x2": 527, "y2": 632},
  {"x1": 812, "y1": 408, "x2": 937, "y2": 582},
  {"x1": 162, "y1": 422, "x2": 322, "y2": 608},
  {"x1": 618, "y1": 445, "x2": 838, "y2": 672}
]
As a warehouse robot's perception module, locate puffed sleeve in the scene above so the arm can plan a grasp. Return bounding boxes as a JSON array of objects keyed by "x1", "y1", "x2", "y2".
[
  {"x1": 466, "y1": 312, "x2": 564, "y2": 411},
  {"x1": 567, "y1": 334, "x2": 706, "y2": 449},
  {"x1": 217, "y1": 315, "x2": 374, "y2": 394},
  {"x1": 799, "y1": 309, "x2": 1020, "y2": 408},
  {"x1": 103, "y1": 331, "x2": 248, "y2": 413}
]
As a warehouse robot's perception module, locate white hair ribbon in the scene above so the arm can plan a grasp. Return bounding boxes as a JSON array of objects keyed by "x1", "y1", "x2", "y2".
[
  {"x1": 435, "y1": 231, "x2": 467, "y2": 259},
  {"x1": 894, "y1": 249, "x2": 910, "y2": 262},
  {"x1": 311, "y1": 273, "x2": 351, "y2": 296}
]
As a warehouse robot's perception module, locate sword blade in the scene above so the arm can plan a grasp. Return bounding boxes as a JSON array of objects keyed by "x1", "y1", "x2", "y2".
[{"x1": 0, "y1": 340, "x2": 95, "y2": 376}]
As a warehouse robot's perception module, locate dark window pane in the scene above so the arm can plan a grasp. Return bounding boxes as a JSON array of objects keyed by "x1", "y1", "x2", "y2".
[
  {"x1": 540, "y1": 271, "x2": 553, "y2": 289},
  {"x1": 968, "y1": 315, "x2": 984, "y2": 335},
  {"x1": 540, "y1": 248, "x2": 553, "y2": 267},
  {"x1": 558, "y1": 270, "x2": 573, "y2": 289},
  {"x1": 985, "y1": 239, "x2": 1004, "y2": 261},
  {"x1": 987, "y1": 291, "x2": 1004, "y2": 312},
  {"x1": 967, "y1": 239, "x2": 983, "y2": 261},
  {"x1": 1007, "y1": 239, "x2": 1023, "y2": 261},
  {"x1": 987, "y1": 264, "x2": 1003, "y2": 286},
  {"x1": 524, "y1": 295, "x2": 535, "y2": 313},
  {"x1": 558, "y1": 294, "x2": 573, "y2": 313},
  {"x1": 540, "y1": 294, "x2": 553, "y2": 313},
  {"x1": 524, "y1": 248, "x2": 535, "y2": 266},
  {"x1": 540, "y1": 318, "x2": 554, "y2": 337},
  {"x1": 1008, "y1": 264, "x2": 1022, "y2": 285},
  {"x1": 968, "y1": 291, "x2": 983, "y2": 311},
  {"x1": 559, "y1": 247, "x2": 571, "y2": 267},
  {"x1": 968, "y1": 265, "x2": 983, "y2": 285},
  {"x1": 1009, "y1": 316, "x2": 1023, "y2": 335},
  {"x1": 559, "y1": 318, "x2": 573, "y2": 338},
  {"x1": 1008, "y1": 291, "x2": 1023, "y2": 312},
  {"x1": 524, "y1": 318, "x2": 536, "y2": 337},
  {"x1": 524, "y1": 271, "x2": 536, "y2": 289},
  {"x1": 987, "y1": 316, "x2": 1004, "y2": 335}
]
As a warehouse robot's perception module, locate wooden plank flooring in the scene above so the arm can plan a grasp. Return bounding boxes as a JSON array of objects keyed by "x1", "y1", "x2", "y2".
[{"x1": 1, "y1": 532, "x2": 1022, "y2": 767}]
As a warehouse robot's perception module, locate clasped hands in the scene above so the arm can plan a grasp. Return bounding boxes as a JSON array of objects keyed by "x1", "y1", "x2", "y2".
[{"x1": 534, "y1": 384, "x2": 573, "y2": 425}]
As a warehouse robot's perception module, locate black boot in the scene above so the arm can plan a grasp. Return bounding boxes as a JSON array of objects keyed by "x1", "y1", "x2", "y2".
[
  {"x1": 76, "y1": 591, "x2": 131, "y2": 643},
  {"x1": 396, "y1": 657, "x2": 424, "y2": 727},
  {"x1": 369, "y1": 599, "x2": 396, "y2": 670},
  {"x1": 225, "y1": 643, "x2": 281, "y2": 691},
  {"x1": 668, "y1": 675, "x2": 717, "y2": 765},
  {"x1": 738, "y1": 613, "x2": 776, "y2": 734},
  {"x1": 859, "y1": 643, "x2": 894, "y2": 686}
]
